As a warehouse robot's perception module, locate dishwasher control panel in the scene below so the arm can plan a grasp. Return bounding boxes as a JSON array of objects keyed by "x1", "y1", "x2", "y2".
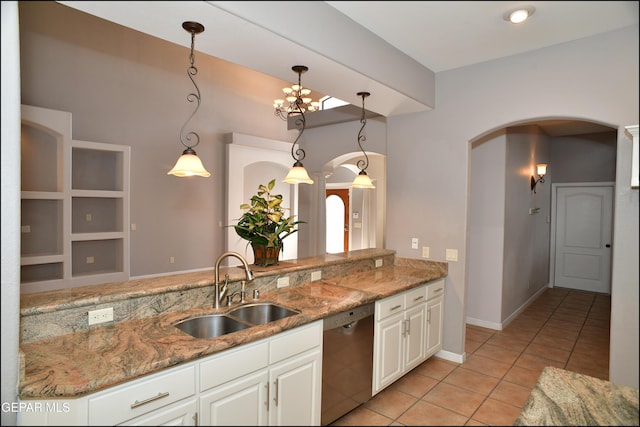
[{"x1": 323, "y1": 303, "x2": 375, "y2": 330}]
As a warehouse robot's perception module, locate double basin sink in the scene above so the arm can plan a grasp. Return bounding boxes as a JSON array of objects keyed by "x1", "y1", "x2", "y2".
[{"x1": 174, "y1": 302, "x2": 300, "y2": 339}]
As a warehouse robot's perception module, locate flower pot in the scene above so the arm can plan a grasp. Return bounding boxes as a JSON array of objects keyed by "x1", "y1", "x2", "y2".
[{"x1": 251, "y1": 242, "x2": 281, "y2": 267}]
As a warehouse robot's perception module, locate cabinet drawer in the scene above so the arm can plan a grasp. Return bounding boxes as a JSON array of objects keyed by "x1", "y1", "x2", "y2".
[
  {"x1": 427, "y1": 280, "x2": 445, "y2": 300},
  {"x1": 200, "y1": 340, "x2": 269, "y2": 391},
  {"x1": 270, "y1": 321, "x2": 322, "y2": 364},
  {"x1": 88, "y1": 365, "x2": 195, "y2": 425},
  {"x1": 405, "y1": 286, "x2": 427, "y2": 308},
  {"x1": 376, "y1": 293, "x2": 405, "y2": 321}
]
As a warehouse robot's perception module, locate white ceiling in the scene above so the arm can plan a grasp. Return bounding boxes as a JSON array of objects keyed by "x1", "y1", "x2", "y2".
[
  {"x1": 58, "y1": 1, "x2": 637, "y2": 133},
  {"x1": 326, "y1": 1, "x2": 639, "y2": 73}
]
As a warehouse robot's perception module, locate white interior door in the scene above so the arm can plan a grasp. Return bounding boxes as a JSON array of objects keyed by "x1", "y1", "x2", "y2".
[{"x1": 553, "y1": 184, "x2": 613, "y2": 293}]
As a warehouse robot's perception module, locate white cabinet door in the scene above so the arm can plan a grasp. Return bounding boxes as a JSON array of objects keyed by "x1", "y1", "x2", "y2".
[
  {"x1": 120, "y1": 398, "x2": 197, "y2": 426},
  {"x1": 268, "y1": 349, "x2": 322, "y2": 426},
  {"x1": 373, "y1": 311, "x2": 404, "y2": 393},
  {"x1": 426, "y1": 296, "x2": 443, "y2": 357},
  {"x1": 199, "y1": 369, "x2": 269, "y2": 426},
  {"x1": 404, "y1": 303, "x2": 426, "y2": 371}
]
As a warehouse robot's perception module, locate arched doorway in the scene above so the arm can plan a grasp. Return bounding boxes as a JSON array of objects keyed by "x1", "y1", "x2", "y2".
[
  {"x1": 326, "y1": 189, "x2": 349, "y2": 253},
  {"x1": 466, "y1": 118, "x2": 617, "y2": 329}
]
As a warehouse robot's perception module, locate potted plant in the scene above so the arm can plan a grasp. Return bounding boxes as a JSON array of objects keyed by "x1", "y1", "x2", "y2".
[{"x1": 232, "y1": 179, "x2": 304, "y2": 266}]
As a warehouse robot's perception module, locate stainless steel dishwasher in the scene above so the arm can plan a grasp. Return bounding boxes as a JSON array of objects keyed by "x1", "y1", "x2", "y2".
[{"x1": 321, "y1": 302, "x2": 375, "y2": 425}]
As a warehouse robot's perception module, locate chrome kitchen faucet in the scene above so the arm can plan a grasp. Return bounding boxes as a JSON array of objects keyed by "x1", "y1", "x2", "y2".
[{"x1": 214, "y1": 252, "x2": 254, "y2": 309}]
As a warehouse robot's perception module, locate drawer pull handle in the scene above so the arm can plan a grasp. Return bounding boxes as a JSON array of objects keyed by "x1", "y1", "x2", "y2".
[
  {"x1": 130, "y1": 391, "x2": 170, "y2": 409},
  {"x1": 433, "y1": 288, "x2": 443, "y2": 293},
  {"x1": 390, "y1": 304, "x2": 402, "y2": 312},
  {"x1": 413, "y1": 295, "x2": 424, "y2": 302}
]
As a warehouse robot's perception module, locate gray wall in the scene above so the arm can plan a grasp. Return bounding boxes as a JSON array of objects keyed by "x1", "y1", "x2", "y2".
[
  {"x1": 551, "y1": 132, "x2": 617, "y2": 182},
  {"x1": 386, "y1": 26, "x2": 638, "y2": 386}
]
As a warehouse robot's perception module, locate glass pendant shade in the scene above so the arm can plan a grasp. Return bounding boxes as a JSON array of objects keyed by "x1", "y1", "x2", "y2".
[
  {"x1": 283, "y1": 161, "x2": 314, "y2": 184},
  {"x1": 350, "y1": 170, "x2": 375, "y2": 189},
  {"x1": 168, "y1": 149, "x2": 211, "y2": 177}
]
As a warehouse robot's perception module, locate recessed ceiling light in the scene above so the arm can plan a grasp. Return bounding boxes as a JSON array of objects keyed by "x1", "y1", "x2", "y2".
[{"x1": 504, "y1": 6, "x2": 535, "y2": 24}]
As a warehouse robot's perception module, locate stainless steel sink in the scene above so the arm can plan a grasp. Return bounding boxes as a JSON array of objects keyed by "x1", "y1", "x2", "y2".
[
  {"x1": 228, "y1": 302, "x2": 300, "y2": 326},
  {"x1": 174, "y1": 314, "x2": 250, "y2": 339},
  {"x1": 174, "y1": 303, "x2": 299, "y2": 339}
]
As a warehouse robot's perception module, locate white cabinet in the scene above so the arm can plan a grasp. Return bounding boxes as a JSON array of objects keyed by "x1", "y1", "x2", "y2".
[
  {"x1": 199, "y1": 340, "x2": 270, "y2": 425},
  {"x1": 20, "y1": 104, "x2": 130, "y2": 293},
  {"x1": 425, "y1": 280, "x2": 445, "y2": 357},
  {"x1": 372, "y1": 280, "x2": 445, "y2": 395},
  {"x1": 199, "y1": 320, "x2": 322, "y2": 426},
  {"x1": 373, "y1": 284, "x2": 427, "y2": 394},
  {"x1": 18, "y1": 321, "x2": 321, "y2": 427},
  {"x1": 268, "y1": 326, "x2": 322, "y2": 426}
]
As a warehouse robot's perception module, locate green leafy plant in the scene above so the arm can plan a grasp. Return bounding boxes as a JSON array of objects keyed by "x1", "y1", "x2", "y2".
[{"x1": 232, "y1": 179, "x2": 304, "y2": 250}]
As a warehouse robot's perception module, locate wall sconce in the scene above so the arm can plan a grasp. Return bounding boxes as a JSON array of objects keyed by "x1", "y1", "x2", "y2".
[
  {"x1": 530, "y1": 163, "x2": 547, "y2": 193},
  {"x1": 350, "y1": 91, "x2": 375, "y2": 189},
  {"x1": 281, "y1": 65, "x2": 314, "y2": 184},
  {"x1": 168, "y1": 21, "x2": 211, "y2": 178}
]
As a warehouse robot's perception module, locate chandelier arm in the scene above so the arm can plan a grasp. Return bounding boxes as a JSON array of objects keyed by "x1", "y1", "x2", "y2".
[{"x1": 179, "y1": 31, "x2": 201, "y2": 150}]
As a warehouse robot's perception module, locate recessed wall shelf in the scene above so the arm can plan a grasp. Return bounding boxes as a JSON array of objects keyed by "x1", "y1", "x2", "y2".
[{"x1": 20, "y1": 105, "x2": 130, "y2": 293}]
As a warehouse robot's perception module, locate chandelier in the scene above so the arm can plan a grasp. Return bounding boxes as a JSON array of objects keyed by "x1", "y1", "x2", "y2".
[
  {"x1": 279, "y1": 65, "x2": 315, "y2": 184},
  {"x1": 273, "y1": 65, "x2": 320, "y2": 120}
]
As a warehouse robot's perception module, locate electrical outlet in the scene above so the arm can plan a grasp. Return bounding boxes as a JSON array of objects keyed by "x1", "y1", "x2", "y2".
[
  {"x1": 21, "y1": 225, "x2": 31, "y2": 233},
  {"x1": 375, "y1": 258, "x2": 383, "y2": 268},
  {"x1": 445, "y1": 249, "x2": 458, "y2": 262},
  {"x1": 86, "y1": 256, "x2": 95, "y2": 264},
  {"x1": 311, "y1": 270, "x2": 322, "y2": 281},
  {"x1": 170, "y1": 256, "x2": 175, "y2": 264},
  {"x1": 277, "y1": 277, "x2": 289, "y2": 288},
  {"x1": 411, "y1": 237, "x2": 419, "y2": 249},
  {"x1": 88, "y1": 307, "x2": 113, "y2": 325},
  {"x1": 86, "y1": 213, "x2": 92, "y2": 222}
]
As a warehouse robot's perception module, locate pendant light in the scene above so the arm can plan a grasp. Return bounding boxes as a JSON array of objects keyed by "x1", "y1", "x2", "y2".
[
  {"x1": 282, "y1": 65, "x2": 314, "y2": 185},
  {"x1": 168, "y1": 21, "x2": 211, "y2": 178},
  {"x1": 350, "y1": 92, "x2": 375, "y2": 189}
]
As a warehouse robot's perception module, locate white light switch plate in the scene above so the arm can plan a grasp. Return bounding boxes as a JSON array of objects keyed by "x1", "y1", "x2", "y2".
[
  {"x1": 422, "y1": 247, "x2": 430, "y2": 258},
  {"x1": 277, "y1": 277, "x2": 289, "y2": 288},
  {"x1": 446, "y1": 249, "x2": 458, "y2": 262}
]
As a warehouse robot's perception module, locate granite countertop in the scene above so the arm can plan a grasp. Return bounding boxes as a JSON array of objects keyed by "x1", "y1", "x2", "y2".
[
  {"x1": 514, "y1": 366, "x2": 639, "y2": 426},
  {"x1": 19, "y1": 262, "x2": 446, "y2": 399}
]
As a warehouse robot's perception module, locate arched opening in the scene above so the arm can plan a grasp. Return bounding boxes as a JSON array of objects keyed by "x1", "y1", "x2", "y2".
[
  {"x1": 326, "y1": 193, "x2": 346, "y2": 253},
  {"x1": 323, "y1": 152, "x2": 385, "y2": 253},
  {"x1": 466, "y1": 118, "x2": 617, "y2": 331}
]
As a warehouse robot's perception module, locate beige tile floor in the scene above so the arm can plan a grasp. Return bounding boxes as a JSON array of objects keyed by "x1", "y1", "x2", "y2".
[{"x1": 331, "y1": 287, "x2": 611, "y2": 426}]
